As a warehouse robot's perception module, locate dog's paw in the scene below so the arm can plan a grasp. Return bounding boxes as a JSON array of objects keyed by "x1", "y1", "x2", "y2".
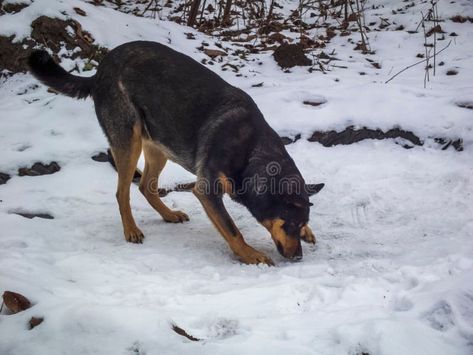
[
  {"x1": 301, "y1": 225, "x2": 316, "y2": 244},
  {"x1": 163, "y1": 210, "x2": 190, "y2": 223},
  {"x1": 125, "y1": 227, "x2": 145, "y2": 244},
  {"x1": 239, "y1": 248, "x2": 274, "y2": 266}
]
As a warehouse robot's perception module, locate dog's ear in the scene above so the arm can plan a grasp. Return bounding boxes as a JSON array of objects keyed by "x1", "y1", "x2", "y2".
[{"x1": 305, "y1": 183, "x2": 325, "y2": 196}]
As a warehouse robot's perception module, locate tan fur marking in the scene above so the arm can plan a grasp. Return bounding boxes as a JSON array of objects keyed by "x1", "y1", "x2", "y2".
[
  {"x1": 139, "y1": 140, "x2": 189, "y2": 223},
  {"x1": 261, "y1": 218, "x2": 301, "y2": 258},
  {"x1": 218, "y1": 174, "x2": 234, "y2": 196},
  {"x1": 301, "y1": 224, "x2": 316, "y2": 244},
  {"x1": 112, "y1": 123, "x2": 144, "y2": 243}
]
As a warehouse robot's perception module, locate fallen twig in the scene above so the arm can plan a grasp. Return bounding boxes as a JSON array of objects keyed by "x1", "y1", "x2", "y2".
[{"x1": 385, "y1": 40, "x2": 451, "y2": 84}]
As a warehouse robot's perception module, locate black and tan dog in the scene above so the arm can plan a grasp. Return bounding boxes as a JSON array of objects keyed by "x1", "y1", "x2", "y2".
[{"x1": 28, "y1": 41, "x2": 324, "y2": 265}]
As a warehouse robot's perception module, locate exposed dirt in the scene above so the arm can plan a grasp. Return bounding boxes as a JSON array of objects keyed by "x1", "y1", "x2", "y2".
[
  {"x1": 0, "y1": 16, "x2": 108, "y2": 74},
  {"x1": 273, "y1": 43, "x2": 312, "y2": 68},
  {"x1": 456, "y1": 101, "x2": 473, "y2": 110},
  {"x1": 308, "y1": 126, "x2": 422, "y2": 148},
  {"x1": 0, "y1": 35, "x2": 35, "y2": 73},
  {"x1": 280, "y1": 133, "x2": 301, "y2": 145},
  {"x1": 18, "y1": 162, "x2": 61, "y2": 176},
  {"x1": 0, "y1": 172, "x2": 11, "y2": 185},
  {"x1": 13, "y1": 212, "x2": 54, "y2": 219},
  {"x1": 0, "y1": 0, "x2": 29, "y2": 15},
  {"x1": 308, "y1": 126, "x2": 463, "y2": 151}
]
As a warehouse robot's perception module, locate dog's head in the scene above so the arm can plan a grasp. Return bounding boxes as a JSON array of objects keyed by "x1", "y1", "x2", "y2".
[{"x1": 246, "y1": 181, "x2": 324, "y2": 261}]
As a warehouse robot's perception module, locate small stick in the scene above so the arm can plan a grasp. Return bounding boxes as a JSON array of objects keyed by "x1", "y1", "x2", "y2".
[{"x1": 385, "y1": 40, "x2": 451, "y2": 84}]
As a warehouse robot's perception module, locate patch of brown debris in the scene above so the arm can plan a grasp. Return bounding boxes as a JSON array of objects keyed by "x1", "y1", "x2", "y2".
[{"x1": 0, "y1": 15, "x2": 108, "y2": 75}]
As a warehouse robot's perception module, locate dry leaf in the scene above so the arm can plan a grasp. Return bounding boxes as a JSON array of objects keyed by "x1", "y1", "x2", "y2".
[
  {"x1": 203, "y1": 49, "x2": 227, "y2": 59},
  {"x1": 2, "y1": 291, "x2": 31, "y2": 314},
  {"x1": 171, "y1": 323, "x2": 201, "y2": 341},
  {"x1": 29, "y1": 317, "x2": 44, "y2": 329}
]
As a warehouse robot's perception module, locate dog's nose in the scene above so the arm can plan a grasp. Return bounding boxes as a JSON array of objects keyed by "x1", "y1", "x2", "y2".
[{"x1": 290, "y1": 244, "x2": 303, "y2": 261}]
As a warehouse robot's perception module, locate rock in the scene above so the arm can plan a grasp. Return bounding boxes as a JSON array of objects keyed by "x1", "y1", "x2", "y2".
[
  {"x1": 18, "y1": 162, "x2": 61, "y2": 176},
  {"x1": 0, "y1": 172, "x2": 11, "y2": 185},
  {"x1": 273, "y1": 44, "x2": 312, "y2": 69}
]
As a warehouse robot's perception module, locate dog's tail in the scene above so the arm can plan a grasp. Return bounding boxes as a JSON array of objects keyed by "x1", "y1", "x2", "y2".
[{"x1": 28, "y1": 50, "x2": 94, "y2": 99}]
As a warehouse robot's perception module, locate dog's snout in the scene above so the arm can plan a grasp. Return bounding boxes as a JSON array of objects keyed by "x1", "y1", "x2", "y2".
[{"x1": 291, "y1": 243, "x2": 303, "y2": 261}]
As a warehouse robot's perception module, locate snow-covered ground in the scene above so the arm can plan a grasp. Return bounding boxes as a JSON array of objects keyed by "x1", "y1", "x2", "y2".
[{"x1": 1, "y1": 1, "x2": 473, "y2": 354}]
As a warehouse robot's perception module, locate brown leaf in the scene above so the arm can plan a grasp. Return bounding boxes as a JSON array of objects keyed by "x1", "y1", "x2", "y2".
[
  {"x1": 73, "y1": 7, "x2": 87, "y2": 16},
  {"x1": 171, "y1": 323, "x2": 201, "y2": 341},
  {"x1": 203, "y1": 49, "x2": 227, "y2": 59},
  {"x1": 29, "y1": 317, "x2": 44, "y2": 329},
  {"x1": 2, "y1": 291, "x2": 31, "y2": 314}
]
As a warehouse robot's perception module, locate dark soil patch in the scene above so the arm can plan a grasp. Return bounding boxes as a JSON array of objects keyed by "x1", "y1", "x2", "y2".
[
  {"x1": 434, "y1": 138, "x2": 464, "y2": 151},
  {"x1": 273, "y1": 44, "x2": 312, "y2": 68},
  {"x1": 308, "y1": 126, "x2": 463, "y2": 151},
  {"x1": 13, "y1": 212, "x2": 54, "y2": 219},
  {"x1": 0, "y1": 172, "x2": 11, "y2": 185},
  {"x1": 456, "y1": 101, "x2": 473, "y2": 110},
  {"x1": 280, "y1": 133, "x2": 301, "y2": 145},
  {"x1": 308, "y1": 126, "x2": 422, "y2": 148},
  {"x1": 0, "y1": 1, "x2": 29, "y2": 14},
  {"x1": 30, "y1": 16, "x2": 108, "y2": 62},
  {"x1": 1, "y1": 16, "x2": 108, "y2": 74},
  {"x1": 18, "y1": 162, "x2": 61, "y2": 176},
  {"x1": 450, "y1": 15, "x2": 473, "y2": 23},
  {"x1": 0, "y1": 35, "x2": 35, "y2": 74},
  {"x1": 91, "y1": 152, "x2": 109, "y2": 162},
  {"x1": 303, "y1": 99, "x2": 327, "y2": 107}
]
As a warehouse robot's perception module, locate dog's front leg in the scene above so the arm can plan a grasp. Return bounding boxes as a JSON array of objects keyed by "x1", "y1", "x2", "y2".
[
  {"x1": 301, "y1": 224, "x2": 316, "y2": 244},
  {"x1": 193, "y1": 186, "x2": 274, "y2": 266}
]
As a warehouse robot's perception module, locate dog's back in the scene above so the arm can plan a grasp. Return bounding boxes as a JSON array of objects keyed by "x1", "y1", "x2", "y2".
[
  {"x1": 29, "y1": 41, "x2": 264, "y2": 173},
  {"x1": 95, "y1": 41, "x2": 258, "y2": 171}
]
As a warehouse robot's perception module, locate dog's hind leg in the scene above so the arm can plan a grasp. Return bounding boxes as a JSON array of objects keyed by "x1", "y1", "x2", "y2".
[
  {"x1": 139, "y1": 141, "x2": 189, "y2": 223},
  {"x1": 110, "y1": 123, "x2": 144, "y2": 243}
]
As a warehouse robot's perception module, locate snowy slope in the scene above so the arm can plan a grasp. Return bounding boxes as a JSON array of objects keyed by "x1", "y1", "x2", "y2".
[{"x1": 1, "y1": 1, "x2": 473, "y2": 354}]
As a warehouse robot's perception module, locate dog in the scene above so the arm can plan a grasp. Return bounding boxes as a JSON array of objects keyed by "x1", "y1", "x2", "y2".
[{"x1": 28, "y1": 41, "x2": 324, "y2": 265}]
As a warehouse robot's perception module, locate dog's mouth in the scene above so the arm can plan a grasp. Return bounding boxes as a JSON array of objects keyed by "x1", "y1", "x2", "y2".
[
  {"x1": 275, "y1": 239, "x2": 303, "y2": 261},
  {"x1": 261, "y1": 218, "x2": 303, "y2": 261}
]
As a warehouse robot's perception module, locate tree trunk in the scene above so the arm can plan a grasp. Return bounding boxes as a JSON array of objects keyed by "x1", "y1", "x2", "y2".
[
  {"x1": 187, "y1": 0, "x2": 202, "y2": 27},
  {"x1": 222, "y1": 0, "x2": 232, "y2": 26}
]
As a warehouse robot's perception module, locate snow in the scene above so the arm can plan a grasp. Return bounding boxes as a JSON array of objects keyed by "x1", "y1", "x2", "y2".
[{"x1": 1, "y1": 0, "x2": 473, "y2": 354}]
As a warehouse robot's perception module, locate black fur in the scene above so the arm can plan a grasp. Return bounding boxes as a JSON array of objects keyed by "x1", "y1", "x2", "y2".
[
  {"x1": 28, "y1": 50, "x2": 93, "y2": 99},
  {"x1": 28, "y1": 41, "x2": 324, "y2": 259}
]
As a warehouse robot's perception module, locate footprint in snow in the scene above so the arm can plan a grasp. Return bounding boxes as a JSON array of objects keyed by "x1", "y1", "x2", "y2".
[{"x1": 422, "y1": 300, "x2": 455, "y2": 332}]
